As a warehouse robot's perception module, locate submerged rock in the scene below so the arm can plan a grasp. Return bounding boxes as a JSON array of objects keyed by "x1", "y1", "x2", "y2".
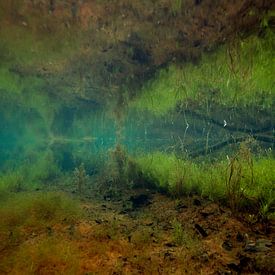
[
  {"x1": 244, "y1": 239, "x2": 272, "y2": 253},
  {"x1": 175, "y1": 202, "x2": 188, "y2": 212},
  {"x1": 130, "y1": 194, "x2": 151, "y2": 209},
  {"x1": 222, "y1": 240, "x2": 233, "y2": 251},
  {"x1": 194, "y1": 223, "x2": 208, "y2": 237}
]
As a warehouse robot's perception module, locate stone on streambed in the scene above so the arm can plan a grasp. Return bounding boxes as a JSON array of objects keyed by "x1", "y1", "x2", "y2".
[
  {"x1": 244, "y1": 238, "x2": 272, "y2": 253},
  {"x1": 130, "y1": 194, "x2": 152, "y2": 209}
]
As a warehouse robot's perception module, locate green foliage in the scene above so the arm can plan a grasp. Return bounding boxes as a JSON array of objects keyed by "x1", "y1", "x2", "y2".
[
  {"x1": 0, "y1": 171, "x2": 25, "y2": 195},
  {"x1": 171, "y1": 0, "x2": 183, "y2": 16},
  {"x1": 171, "y1": 219, "x2": 199, "y2": 249},
  {"x1": 171, "y1": 219, "x2": 185, "y2": 245},
  {"x1": 135, "y1": 152, "x2": 199, "y2": 195},
  {"x1": 259, "y1": 190, "x2": 275, "y2": 221},
  {"x1": 260, "y1": 10, "x2": 275, "y2": 28},
  {"x1": 134, "y1": 149, "x2": 275, "y2": 210},
  {"x1": 226, "y1": 143, "x2": 254, "y2": 212},
  {"x1": 73, "y1": 163, "x2": 89, "y2": 193},
  {"x1": 96, "y1": 144, "x2": 137, "y2": 198},
  {"x1": 130, "y1": 32, "x2": 275, "y2": 116}
]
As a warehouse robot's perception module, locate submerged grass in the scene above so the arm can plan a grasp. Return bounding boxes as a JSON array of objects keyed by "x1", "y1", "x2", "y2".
[{"x1": 134, "y1": 150, "x2": 275, "y2": 213}]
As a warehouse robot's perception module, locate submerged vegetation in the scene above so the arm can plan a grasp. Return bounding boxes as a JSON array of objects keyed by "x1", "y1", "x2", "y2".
[
  {"x1": 0, "y1": 0, "x2": 274, "y2": 274},
  {"x1": 134, "y1": 145, "x2": 274, "y2": 212}
]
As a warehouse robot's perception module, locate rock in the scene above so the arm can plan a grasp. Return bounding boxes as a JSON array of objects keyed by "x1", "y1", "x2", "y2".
[
  {"x1": 236, "y1": 232, "x2": 244, "y2": 242},
  {"x1": 130, "y1": 194, "x2": 151, "y2": 209},
  {"x1": 227, "y1": 262, "x2": 240, "y2": 272},
  {"x1": 165, "y1": 242, "x2": 176, "y2": 248},
  {"x1": 200, "y1": 252, "x2": 209, "y2": 263},
  {"x1": 144, "y1": 220, "x2": 154, "y2": 226},
  {"x1": 200, "y1": 204, "x2": 220, "y2": 218},
  {"x1": 162, "y1": 223, "x2": 173, "y2": 231},
  {"x1": 122, "y1": 257, "x2": 127, "y2": 262},
  {"x1": 238, "y1": 254, "x2": 252, "y2": 271},
  {"x1": 119, "y1": 210, "x2": 129, "y2": 214},
  {"x1": 195, "y1": 223, "x2": 208, "y2": 237},
  {"x1": 244, "y1": 241, "x2": 258, "y2": 252},
  {"x1": 256, "y1": 239, "x2": 272, "y2": 247},
  {"x1": 193, "y1": 198, "x2": 201, "y2": 206},
  {"x1": 103, "y1": 196, "x2": 111, "y2": 201},
  {"x1": 46, "y1": 226, "x2": 53, "y2": 236},
  {"x1": 164, "y1": 251, "x2": 176, "y2": 261},
  {"x1": 222, "y1": 240, "x2": 233, "y2": 251},
  {"x1": 244, "y1": 239, "x2": 272, "y2": 252},
  {"x1": 67, "y1": 224, "x2": 75, "y2": 236},
  {"x1": 218, "y1": 270, "x2": 232, "y2": 275},
  {"x1": 175, "y1": 203, "x2": 188, "y2": 211}
]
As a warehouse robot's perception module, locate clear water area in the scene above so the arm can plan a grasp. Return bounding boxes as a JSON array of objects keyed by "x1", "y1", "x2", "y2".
[{"x1": 1, "y1": 103, "x2": 273, "y2": 175}]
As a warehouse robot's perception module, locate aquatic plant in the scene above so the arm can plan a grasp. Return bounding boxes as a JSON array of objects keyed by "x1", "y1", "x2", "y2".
[
  {"x1": 134, "y1": 146, "x2": 275, "y2": 213},
  {"x1": 135, "y1": 152, "x2": 201, "y2": 195},
  {"x1": 171, "y1": 0, "x2": 183, "y2": 16},
  {"x1": 226, "y1": 142, "x2": 254, "y2": 213},
  {"x1": 171, "y1": 219, "x2": 200, "y2": 250},
  {"x1": 258, "y1": 190, "x2": 275, "y2": 223},
  {"x1": 0, "y1": 171, "x2": 25, "y2": 194},
  {"x1": 73, "y1": 163, "x2": 88, "y2": 193},
  {"x1": 96, "y1": 144, "x2": 138, "y2": 198},
  {"x1": 171, "y1": 219, "x2": 185, "y2": 245},
  {"x1": 131, "y1": 227, "x2": 155, "y2": 248}
]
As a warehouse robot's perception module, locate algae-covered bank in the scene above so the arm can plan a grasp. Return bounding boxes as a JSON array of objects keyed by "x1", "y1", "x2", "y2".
[{"x1": 0, "y1": 1, "x2": 274, "y2": 274}]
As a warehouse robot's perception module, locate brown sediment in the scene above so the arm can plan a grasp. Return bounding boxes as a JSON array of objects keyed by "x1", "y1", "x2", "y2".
[{"x1": 1, "y1": 192, "x2": 274, "y2": 274}]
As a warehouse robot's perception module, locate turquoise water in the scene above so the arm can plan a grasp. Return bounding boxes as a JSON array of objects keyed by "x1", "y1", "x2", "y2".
[{"x1": 1, "y1": 105, "x2": 273, "y2": 174}]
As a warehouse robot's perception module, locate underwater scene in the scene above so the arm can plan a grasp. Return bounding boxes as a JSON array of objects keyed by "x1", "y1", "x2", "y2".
[{"x1": 0, "y1": 1, "x2": 274, "y2": 274}]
